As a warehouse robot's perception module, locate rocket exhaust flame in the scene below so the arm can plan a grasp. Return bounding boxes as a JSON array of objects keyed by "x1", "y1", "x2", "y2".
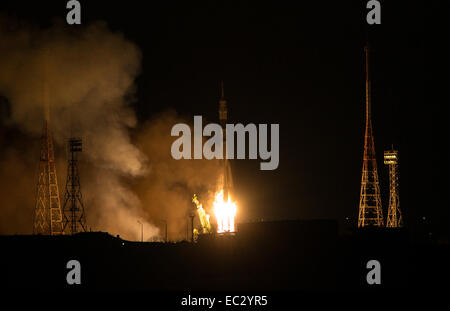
[
  {"x1": 191, "y1": 189, "x2": 237, "y2": 235},
  {"x1": 213, "y1": 189, "x2": 237, "y2": 233}
]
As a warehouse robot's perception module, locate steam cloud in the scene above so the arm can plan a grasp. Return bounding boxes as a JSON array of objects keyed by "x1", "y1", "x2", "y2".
[
  {"x1": 0, "y1": 16, "x2": 220, "y2": 240},
  {"x1": 135, "y1": 111, "x2": 221, "y2": 240}
]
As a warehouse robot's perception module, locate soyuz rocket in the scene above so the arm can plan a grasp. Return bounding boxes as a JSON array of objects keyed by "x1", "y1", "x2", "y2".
[{"x1": 218, "y1": 81, "x2": 233, "y2": 202}]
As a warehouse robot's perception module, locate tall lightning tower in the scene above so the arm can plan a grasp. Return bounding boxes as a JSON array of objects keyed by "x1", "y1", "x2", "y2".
[
  {"x1": 33, "y1": 59, "x2": 64, "y2": 235},
  {"x1": 219, "y1": 81, "x2": 233, "y2": 202},
  {"x1": 384, "y1": 149, "x2": 403, "y2": 227},
  {"x1": 62, "y1": 138, "x2": 87, "y2": 234},
  {"x1": 357, "y1": 45, "x2": 384, "y2": 227}
]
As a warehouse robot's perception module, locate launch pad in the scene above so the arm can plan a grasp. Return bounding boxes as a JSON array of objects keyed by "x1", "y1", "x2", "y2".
[{"x1": 2, "y1": 219, "x2": 448, "y2": 291}]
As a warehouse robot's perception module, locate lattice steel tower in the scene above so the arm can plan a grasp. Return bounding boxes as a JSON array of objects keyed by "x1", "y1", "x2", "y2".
[
  {"x1": 384, "y1": 149, "x2": 403, "y2": 227},
  {"x1": 358, "y1": 45, "x2": 384, "y2": 227},
  {"x1": 33, "y1": 76, "x2": 64, "y2": 235},
  {"x1": 62, "y1": 138, "x2": 87, "y2": 234}
]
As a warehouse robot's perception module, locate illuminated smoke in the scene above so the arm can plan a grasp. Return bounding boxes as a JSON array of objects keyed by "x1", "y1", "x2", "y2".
[
  {"x1": 0, "y1": 16, "x2": 221, "y2": 241},
  {"x1": 134, "y1": 110, "x2": 221, "y2": 241},
  {"x1": 0, "y1": 16, "x2": 155, "y2": 239}
]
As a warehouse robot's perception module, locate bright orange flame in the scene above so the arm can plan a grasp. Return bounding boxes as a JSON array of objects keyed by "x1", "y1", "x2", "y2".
[{"x1": 213, "y1": 190, "x2": 237, "y2": 233}]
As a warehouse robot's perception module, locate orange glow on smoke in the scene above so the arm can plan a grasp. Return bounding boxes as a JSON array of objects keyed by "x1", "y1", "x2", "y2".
[{"x1": 213, "y1": 189, "x2": 237, "y2": 233}]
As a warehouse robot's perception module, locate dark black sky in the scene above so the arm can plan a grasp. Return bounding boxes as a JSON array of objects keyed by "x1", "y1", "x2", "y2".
[{"x1": 1, "y1": 1, "x2": 445, "y2": 235}]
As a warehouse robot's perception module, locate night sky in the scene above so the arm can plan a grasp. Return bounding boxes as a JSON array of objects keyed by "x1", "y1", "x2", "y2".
[{"x1": 0, "y1": 1, "x2": 445, "y2": 236}]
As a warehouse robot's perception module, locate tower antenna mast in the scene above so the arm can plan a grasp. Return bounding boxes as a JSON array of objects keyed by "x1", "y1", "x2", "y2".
[
  {"x1": 384, "y1": 149, "x2": 403, "y2": 227},
  {"x1": 33, "y1": 49, "x2": 64, "y2": 235},
  {"x1": 358, "y1": 45, "x2": 384, "y2": 227},
  {"x1": 62, "y1": 138, "x2": 87, "y2": 234}
]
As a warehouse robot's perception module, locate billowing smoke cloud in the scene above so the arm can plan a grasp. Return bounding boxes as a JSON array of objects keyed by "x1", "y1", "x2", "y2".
[
  {"x1": 0, "y1": 17, "x2": 219, "y2": 240},
  {"x1": 135, "y1": 110, "x2": 221, "y2": 241},
  {"x1": 0, "y1": 16, "x2": 154, "y2": 239}
]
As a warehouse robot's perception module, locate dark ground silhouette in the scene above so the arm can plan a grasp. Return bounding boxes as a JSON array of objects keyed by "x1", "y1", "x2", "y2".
[{"x1": 1, "y1": 219, "x2": 449, "y2": 291}]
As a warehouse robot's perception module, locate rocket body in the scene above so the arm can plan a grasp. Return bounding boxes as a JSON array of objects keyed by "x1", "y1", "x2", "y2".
[{"x1": 219, "y1": 82, "x2": 232, "y2": 201}]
